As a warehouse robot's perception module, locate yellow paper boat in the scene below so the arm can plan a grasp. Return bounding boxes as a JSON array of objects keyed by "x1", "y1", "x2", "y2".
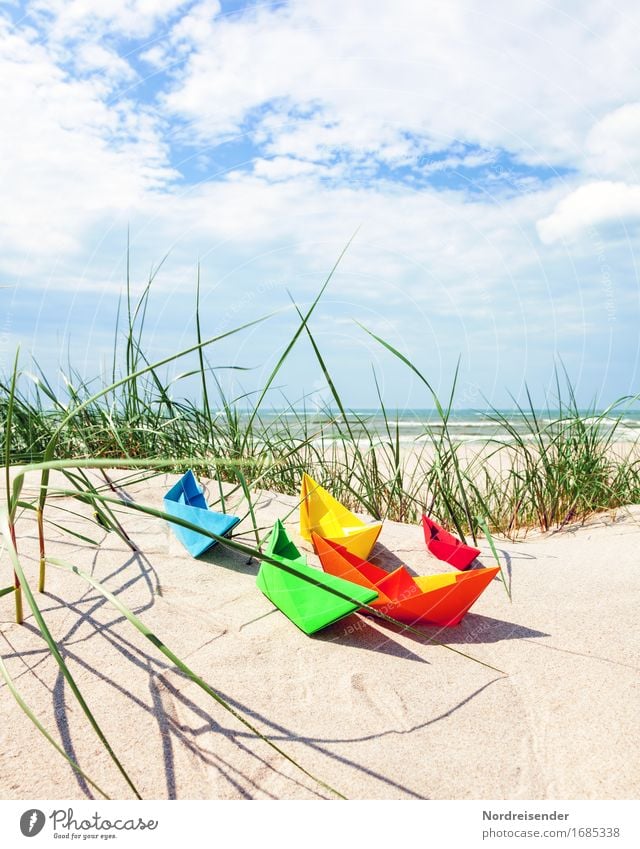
[{"x1": 299, "y1": 473, "x2": 382, "y2": 560}]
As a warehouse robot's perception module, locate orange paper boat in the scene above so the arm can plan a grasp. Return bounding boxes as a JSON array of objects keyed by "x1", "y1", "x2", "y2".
[
  {"x1": 422, "y1": 514, "x2": 481, "y2": 570},
  {"x1": 312, "y1": 532, "x2": 498, "y2": 627},
  {"x1": 300, "y1": 473, "x2": 382, "y2": 560}
]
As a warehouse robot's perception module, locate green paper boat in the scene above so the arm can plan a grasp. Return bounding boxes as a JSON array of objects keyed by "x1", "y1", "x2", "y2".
[{"x1": 256, "y1": 520, "x2": 378, "y2": 635}]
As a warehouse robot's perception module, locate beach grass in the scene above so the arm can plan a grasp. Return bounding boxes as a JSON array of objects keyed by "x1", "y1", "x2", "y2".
[
  {"x1": 3, "y1": 274, "x2": 638, "y2": 540},
  {"x1": 2, "y1": 257, "x2": 640, "y2": 799}
]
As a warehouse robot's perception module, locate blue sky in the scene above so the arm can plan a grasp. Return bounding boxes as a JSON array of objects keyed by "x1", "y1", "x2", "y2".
[{"x1": 2, "y1": 0, "x2": 640, "y2": 409}]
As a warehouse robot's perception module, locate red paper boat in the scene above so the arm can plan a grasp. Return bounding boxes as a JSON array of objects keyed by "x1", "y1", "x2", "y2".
[
  {"x1": 312, "y1": 532, "x2": 498, "y2": 627},
  {"x1": 422, "y1": 514, "x2": 481, "y2": 570}
]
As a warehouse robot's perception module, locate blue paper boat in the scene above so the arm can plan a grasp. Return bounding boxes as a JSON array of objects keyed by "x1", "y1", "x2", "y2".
[{"x1": 163, "y1": 470, "x2": 240, "y2": 558}]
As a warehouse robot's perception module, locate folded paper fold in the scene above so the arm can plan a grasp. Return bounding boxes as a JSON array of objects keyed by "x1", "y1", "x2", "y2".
[
  {"x1": 313, "y1": 532, "x2": 498, "y2": 627},
  {"x1": 299, "y1": 473, "x2": 382, "y2": 560},
  {"x1": 422, "y1": 514, "x2": 481, "y2": 570},
  {"x1": 256, "y1": 520, "x2": 378, "y2": 635},
  {"x1": 163, "y1": 470, "x2": 240, "y2": 558}
]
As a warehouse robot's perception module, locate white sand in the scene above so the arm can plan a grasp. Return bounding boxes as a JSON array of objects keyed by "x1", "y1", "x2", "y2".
[{"x1": 1, "y1": 470, "x2": 638, "y2": 800}]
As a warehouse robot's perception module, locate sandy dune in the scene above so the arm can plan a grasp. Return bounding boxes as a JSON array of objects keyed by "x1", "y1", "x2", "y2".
[{"x1": 0, "y1": 470, "x2": 638, "y2": 800}]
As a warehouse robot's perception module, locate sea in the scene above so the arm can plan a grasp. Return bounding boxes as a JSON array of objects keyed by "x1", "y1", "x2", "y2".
[{"x1": 254, "y1": 409, "x2": 640, "y2": 445}]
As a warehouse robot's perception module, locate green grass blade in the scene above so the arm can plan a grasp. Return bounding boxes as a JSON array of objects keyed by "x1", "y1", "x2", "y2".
[
  {"x1": 0, "y1": 510, "x2": 142, "y2": 799},
  {"x1": 44, "y1": 520, "x2": 101, "y2": 546},
  {"x1": 240, "y1": 232, "x2": 359, "y2": 453},
  {"x1": 195, "y1": 265, "x2": 227, "y2": 513},
  {"x1": 4, "y1": 348, "x2": 20, "y2": 520},
  {"x1": 4, "y1": 347, "x2": 23, "y2": 622},
  {"x1": 35, "y1": 311, "x2": 275, "y2": 516},
  {"x1": 476, "y1": 515, "x2": 512, "y2": 601},
  {"x1": 235, "y1": 469, "x2": 261, "y2": 551},
  {"x1": 47, "y1": 556, "x2": 347, "y2": 800},
  {"x1": 0, "y1": 655, "x2": 111, "y2": 799},
  {"x1": 38, "y1": 481, "x2": 506, "y2": 674},
  {"x1": 358, "y1": 324, "x2": 476, "y2": 541}
]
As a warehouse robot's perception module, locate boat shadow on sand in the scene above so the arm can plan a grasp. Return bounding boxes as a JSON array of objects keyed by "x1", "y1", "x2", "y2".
[
  {"x1": 408, "y1": 613, "x2": 548, "y2": 646},
  {"x1": 368, "y1": 542, "x2": 538, "y2": 620},
  {"x1": 316, "y1": 611, "x2": 548, "y2": 651},
  {"x1": 10, "y1": 593, "x2": 441, "y2": 801},
  {"x1": 198, "y1": 539, "x2": 261, "y2": 575},
  {"x1": 199, "y1": 539, "x2": 546, "y2": 649},
  {"x1": 5, "y1": 540, "x2": 532, "y2": 802}
]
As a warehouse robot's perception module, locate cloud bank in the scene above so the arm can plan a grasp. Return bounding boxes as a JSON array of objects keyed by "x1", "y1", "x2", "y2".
[{"x1": 1, "y1": 0, "x2": 639, "y2": 405}]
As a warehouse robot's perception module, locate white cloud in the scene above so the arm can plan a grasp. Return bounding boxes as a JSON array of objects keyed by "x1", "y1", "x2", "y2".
[
  {"x1": 74, "y1": 42, "x2": 136, "y2": 82},
  {"x1": 537, "y1": 181, "x2": 640, "y2": 243},
  {"x1": 537, "y1": 102, "x2": 640, "y2": 242},
  {"x1": 585, "y1": 102, "x2": 640, "y2": 180},
  {"x1": 158, "y1": 0, "x2": 640, "y2": 170},
  {"x1": 0, "y1": 15, "x2": 176, "y2": 270},
  {"x1": 30, "y1": 0, "x2": 191, "y2": 40},
  {"x1": 252, "y1": 156, "x2": 323, "y2": 181},
  {"x1": 1, "y1": 0, "x2": 640, "y2": 404}
]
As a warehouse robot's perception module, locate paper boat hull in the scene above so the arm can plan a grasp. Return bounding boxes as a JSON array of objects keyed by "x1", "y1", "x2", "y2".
[
  {"x1": 256, "y1": 521, "x2": 378, "y2": 635},
  {"x1": 422, "y1": 515, "x2": 481, "y2": 570},
  {"x1": 163, "y1": 470, "x2": 240, "y2": 558},
  {"x1": 299, "y1": 473, "x2": 382, "y2": 559},
  {"x1": 313, "y1": 533, "x2": 498, "y2": 627}
]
